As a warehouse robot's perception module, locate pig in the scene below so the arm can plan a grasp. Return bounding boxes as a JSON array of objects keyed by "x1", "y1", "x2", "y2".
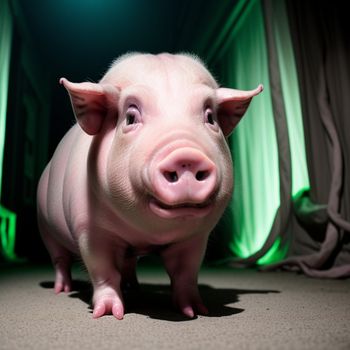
[{"x1": 37, "y1": 53, "x2": 262, "y2": 319}]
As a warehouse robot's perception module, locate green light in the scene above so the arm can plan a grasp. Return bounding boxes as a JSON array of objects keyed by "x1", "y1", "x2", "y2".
[
  {"x1": 0, "y1": 204, "x2": 17, "y2": 260},
  {"x1": 0, "y1": 0, "x2": 18, "y2": 261},
  {"x1": 0, "y1": 0, "x2": 12, "y2": 201},
  {"x1": 256, "y1": 0, "x2": 310, "y2": 265},
  {"x1": 257, "y1": 237, "x2": 288, "y2": 265},
  {"x1": 272, "y1": 0, "x2": 310, "y2": 198},
  {"x1": 228, "y1": 0, "x2": 280, "y2": 259},
  {"x1": 226, "y1": 0, "x2": 310, "y2": 264}
]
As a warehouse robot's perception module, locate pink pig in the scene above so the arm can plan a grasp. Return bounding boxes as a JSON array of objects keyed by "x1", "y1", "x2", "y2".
[{"x1": 37, "y1": 53, "x2": 262, "y2": 319}]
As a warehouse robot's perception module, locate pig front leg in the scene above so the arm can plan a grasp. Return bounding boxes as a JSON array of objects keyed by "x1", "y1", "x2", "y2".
[
  {"x1": 161, "y1": 233, "x2": 210, "y2": 318},
  {"x1": 78, "y1": 234, "x2": 125, "y2": 319}
]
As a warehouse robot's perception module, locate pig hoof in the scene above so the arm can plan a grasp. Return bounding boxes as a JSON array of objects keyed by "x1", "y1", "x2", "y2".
[
  {"x1": 93, "y1": 296, "x2": 124, "y2": 319},
  {"x1": 54, "y1": 281, "x2": 72, "y2": 294},
  {"x1": 174, "y1": 294, "x2": 209, "y2": 318},
  {"x1": 54, "y1": 271, "x2": 72, "y2": 293},
  {"x1": 180, "y1": 303, "x2": 209, "y2": 318},
  {"x1": 53, "y1": 257, "x2": 72, "y2": 293}
]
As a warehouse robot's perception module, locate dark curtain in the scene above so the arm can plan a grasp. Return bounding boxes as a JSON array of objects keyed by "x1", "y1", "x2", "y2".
[
  {"x1": 176, "y1": 0, "x2": 350, "y2": 277},
  {"x1": 269, "y1": 0, "x2": 350, "y2": 276}
]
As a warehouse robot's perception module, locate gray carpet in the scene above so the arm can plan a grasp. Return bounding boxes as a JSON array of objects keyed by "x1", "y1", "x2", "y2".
[{"x1": 1, "y1": 261, "x2": 349, "y2": 350}]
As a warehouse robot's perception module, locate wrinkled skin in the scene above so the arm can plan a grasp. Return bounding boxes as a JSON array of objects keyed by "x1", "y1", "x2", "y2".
[{"x1": 37, "y1": 53, "x2": 262, "y2": 319}]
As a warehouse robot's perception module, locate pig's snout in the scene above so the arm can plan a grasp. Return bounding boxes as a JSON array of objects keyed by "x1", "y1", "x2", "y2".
[{"x1": 151, "y1": 147, "x2": 217, "y2": 206}]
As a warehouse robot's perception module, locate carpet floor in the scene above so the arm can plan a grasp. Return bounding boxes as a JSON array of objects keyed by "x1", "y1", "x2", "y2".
[{"x1": 0, "y1": 261, "x2": 349, "y2": 350}]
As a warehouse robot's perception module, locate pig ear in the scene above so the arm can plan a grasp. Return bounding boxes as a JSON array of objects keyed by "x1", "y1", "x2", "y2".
[
  {"x1": 216, "y1": 84, "x2": 263, "y2": 137},
  {"x1": 60, "y1": 78, "x2": 120, "y2": 135}
]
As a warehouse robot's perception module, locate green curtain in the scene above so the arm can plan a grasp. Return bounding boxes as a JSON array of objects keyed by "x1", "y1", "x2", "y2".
[
  {"x1": 0, "y1": 0, "x2": 18, "y2": 261},
  {"x1": 0, "y1": 0, "x2": 13, "y2": 200},
  {"x1": 206, "y1": 0, "x2": 309, "y2": 264},
  {"x1": 272, "y1": 0, "x2": 309, "y2": 199},
  {"x1": 225, "y1": 1, "x2": 280, "y2": 260}
]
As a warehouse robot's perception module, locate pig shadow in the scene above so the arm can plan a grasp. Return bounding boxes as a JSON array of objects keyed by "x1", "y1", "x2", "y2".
[{"x1": 40, "y1": 280, "x2": 279, "y2": 322}]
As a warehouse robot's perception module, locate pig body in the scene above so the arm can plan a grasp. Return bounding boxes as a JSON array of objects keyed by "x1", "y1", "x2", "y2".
[{"x1": 37, "y1": 53, "x2": 262, "y2": 319}]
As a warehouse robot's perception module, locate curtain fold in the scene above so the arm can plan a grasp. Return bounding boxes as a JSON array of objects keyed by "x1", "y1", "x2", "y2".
[
  {"x1": 209, "y1": 0, "x2": 309, "y2": 266},
  {"x1": 265, "y1": 0, "x2": 350, "y2": 277},
  {"x1": 224, "y1": 0, "x2": 282, "y2": 263},
  {"x1": 183, "y1": 0, "x2": 350, "y2": 275}
]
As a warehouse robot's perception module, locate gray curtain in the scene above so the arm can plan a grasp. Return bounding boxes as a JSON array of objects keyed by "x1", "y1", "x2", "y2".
[{"x1": 267, "y1": 0, "x2": 350, "y2": 277}]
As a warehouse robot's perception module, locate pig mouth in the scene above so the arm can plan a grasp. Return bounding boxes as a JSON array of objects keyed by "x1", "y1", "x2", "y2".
[{"x1": 148, "y1": 196, "x2": 214, "y2": 219}]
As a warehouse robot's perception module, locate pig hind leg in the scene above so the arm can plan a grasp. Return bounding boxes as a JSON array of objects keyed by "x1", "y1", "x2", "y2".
[
  {"x1": 38, "y1": 219, "x2": 73, "y2": 293},
  {"x1": 37, "y1": 164, "x2": 73, "y2": 293}
]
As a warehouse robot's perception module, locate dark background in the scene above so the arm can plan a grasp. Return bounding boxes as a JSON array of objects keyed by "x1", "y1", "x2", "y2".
[
  {"x1": 2, "y1": 0, "x2": 239, "y2": 262},
  {"x1": 2, "y1": 0, "x2": 350, "y2": 275}
]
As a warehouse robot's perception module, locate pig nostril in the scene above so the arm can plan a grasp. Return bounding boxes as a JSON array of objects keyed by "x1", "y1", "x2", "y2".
[
  {"x1": 163, "y1": 170, "x2": 210, "y2": 182},
  {"x1": 164, "y1": 171, "x2": 178, "y2": 183},
  {"x1": 196, "y1": 170, "x2": 210, "y2": 181}
]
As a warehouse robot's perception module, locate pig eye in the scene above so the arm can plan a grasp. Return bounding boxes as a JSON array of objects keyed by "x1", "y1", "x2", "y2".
[
  {"x1": 204, "y1": 107, "x2": 215, "y2": 125},
  {"x1": 126, "y1": 113, "x2": 136, "y2": 125},
  {"x1": 204, "y1": 105, "x2": 219, "y2": 133},
  {"x1": 125, "y1": 104, "x2": 141, "y2": 126}
]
